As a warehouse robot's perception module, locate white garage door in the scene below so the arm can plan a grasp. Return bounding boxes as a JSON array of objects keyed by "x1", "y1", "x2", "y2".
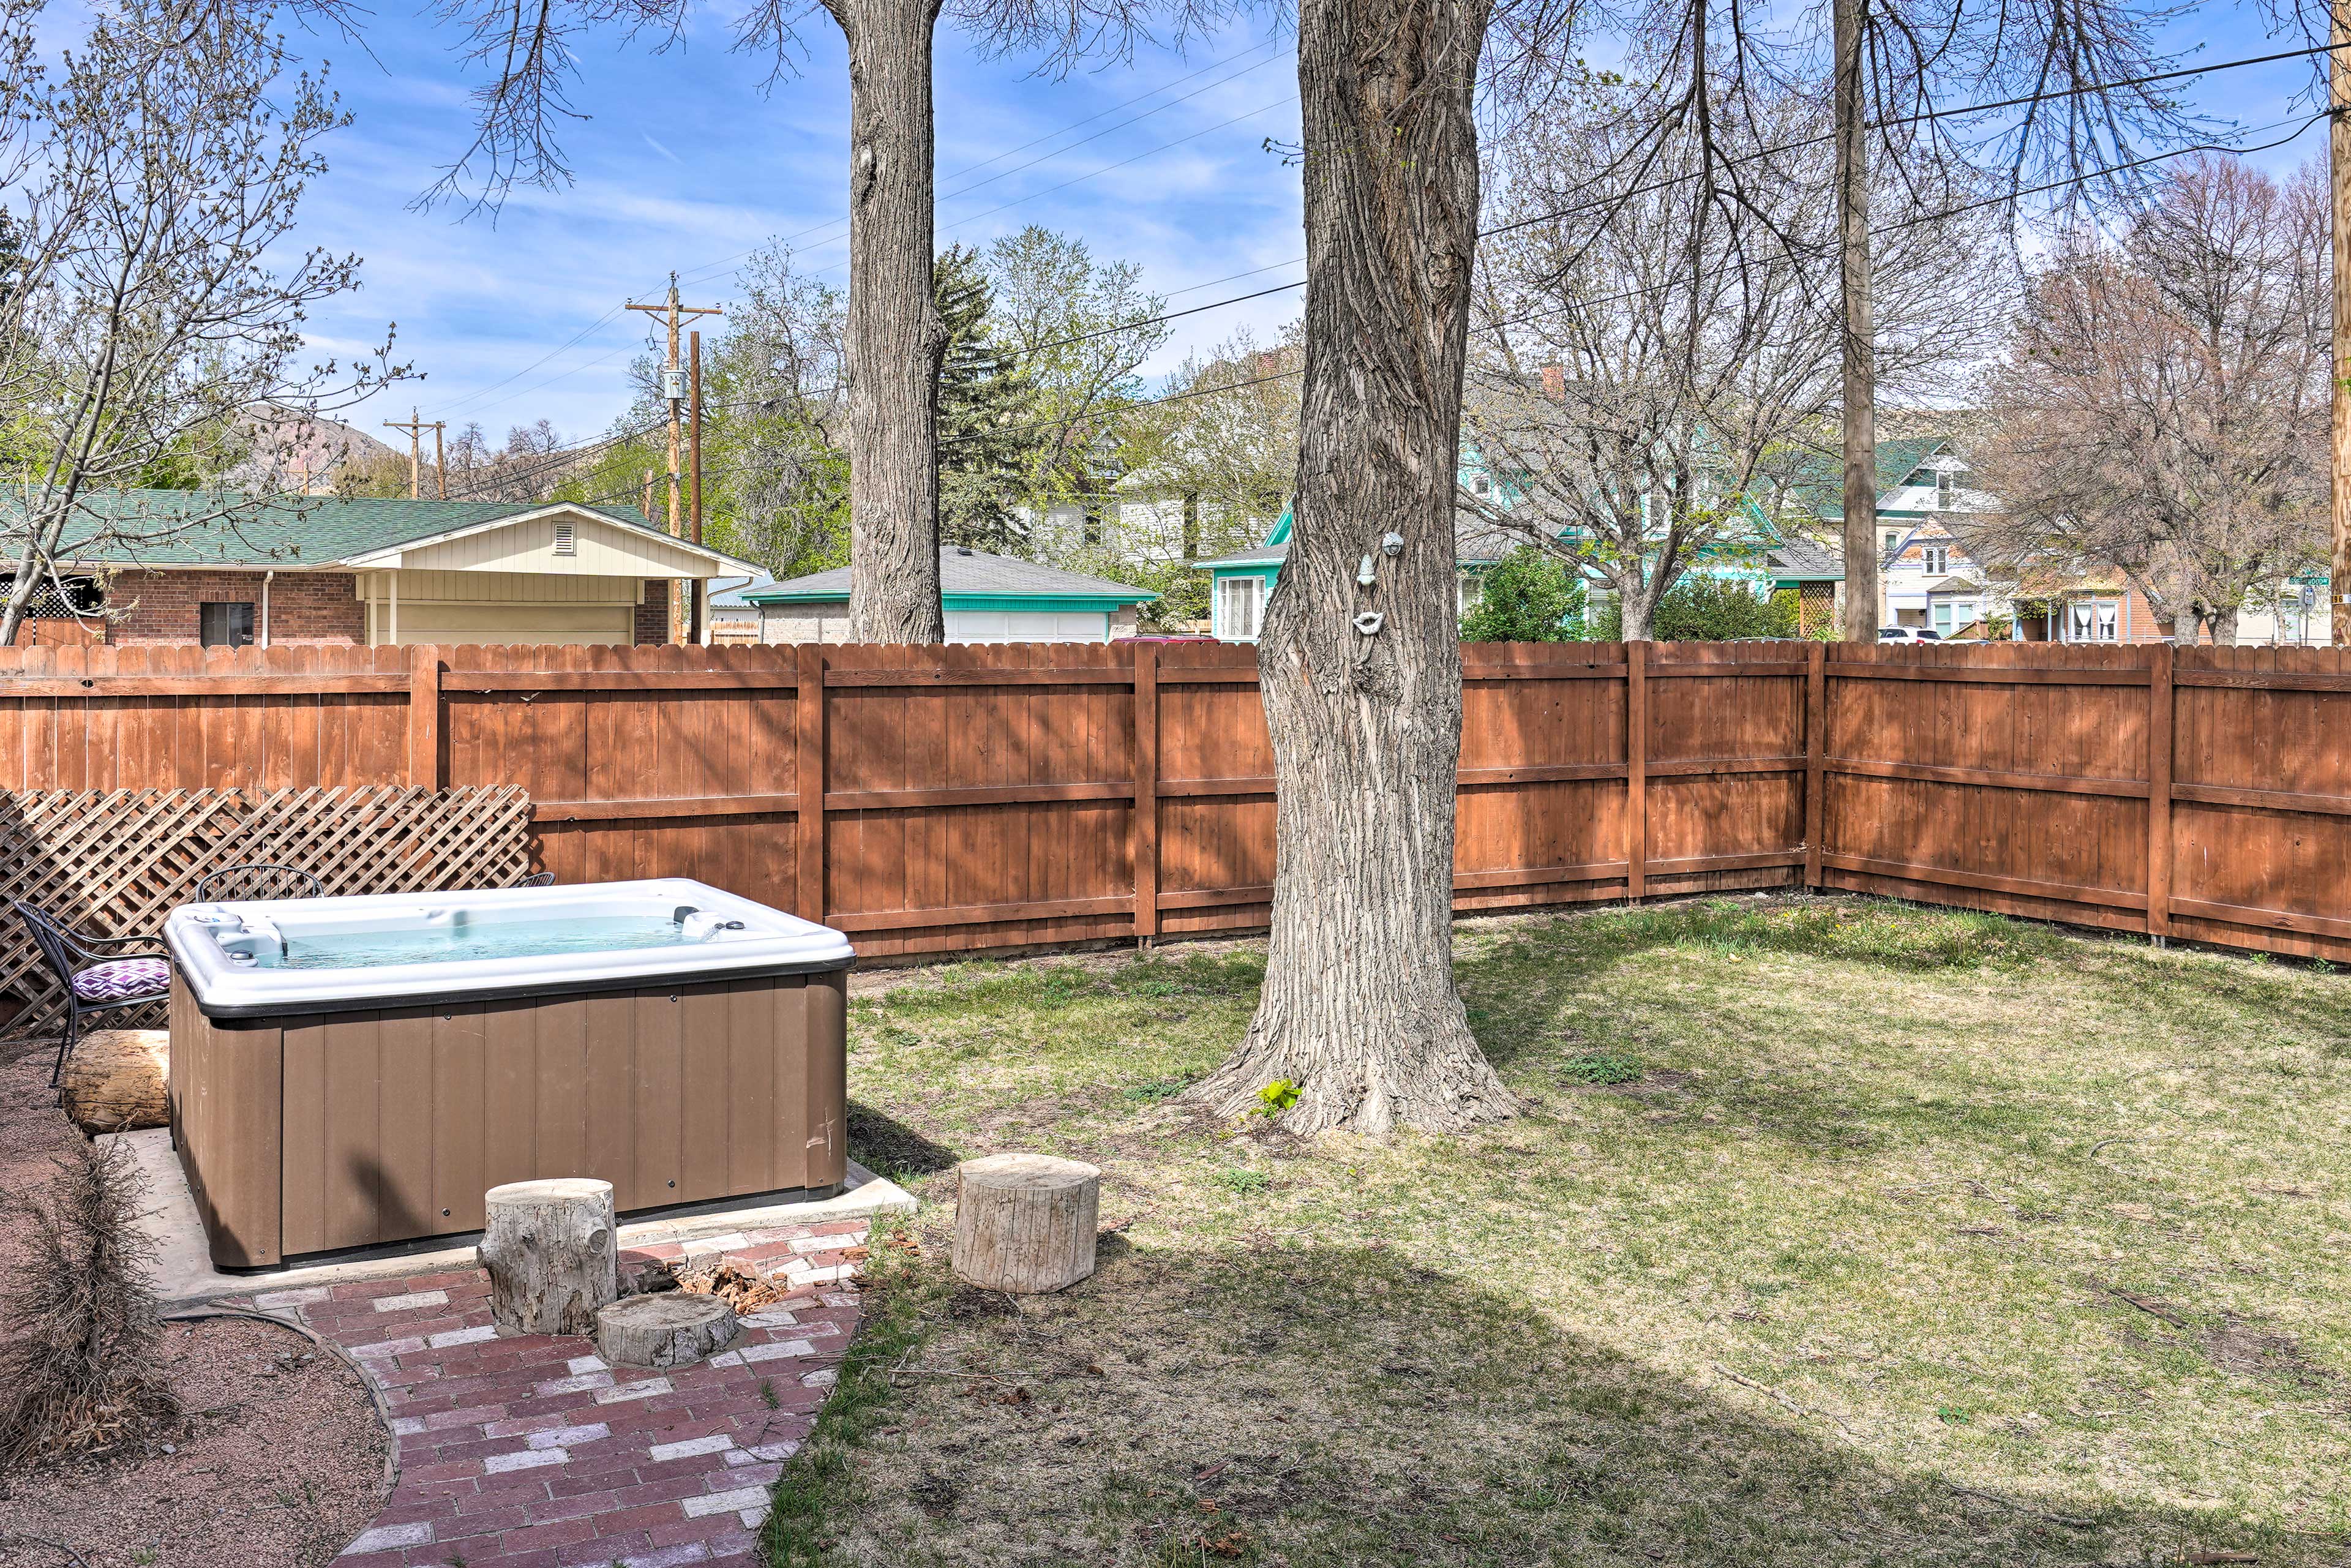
[
  {"x1": 377, "y1": 602, "x2": 637, "y2": 647},
  {"x1": 943, "y1": 609, "x2": 1111, "y2": 644}
]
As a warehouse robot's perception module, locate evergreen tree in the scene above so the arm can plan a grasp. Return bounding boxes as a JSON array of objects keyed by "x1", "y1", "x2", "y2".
[{"x1": 934, "y1": 244, "x2": 1035, "y2": 552}]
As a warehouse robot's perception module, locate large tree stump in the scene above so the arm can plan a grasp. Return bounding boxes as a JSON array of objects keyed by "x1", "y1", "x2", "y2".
[
  {"x1": 951, "y1": 1153, "x2": 1100, "y2": 1293},
  {"x1": 59, "y1": 1029, "x2": 170, "y2": 1133},
  {"x1": 478, "y1": 1179, "x2": 617, "y2": 1336},
  {"x1": 594, "y1": 1292, "x2": 738, "y2": 1368}
]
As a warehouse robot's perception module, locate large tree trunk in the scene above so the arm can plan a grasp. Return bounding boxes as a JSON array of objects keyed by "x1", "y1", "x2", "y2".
[
  {"x1": 1188, "y1": 0, "x2": 1517, "y2": 1137},
  {"x1": 1833, "y1": 0, "x2": 1879, "y2": 642},
  {"x1": 830, "y1": 0, "x2": 947, "y2": 643}
]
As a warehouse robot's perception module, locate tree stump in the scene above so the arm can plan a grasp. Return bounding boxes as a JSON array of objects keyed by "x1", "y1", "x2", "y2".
[
  {"x1": 58, "y1": 1029, "x2": 170, "y2": 1134},
  {"x1": 951, "y1": 1153, "x2": 1100, "y2": 1293},
  {"x1": 594, "y1": 1292, "x2": 738, "y2": 1368},
  {"x1": 478, "y1": 1179, "x2": 618, "y2": 1336}
]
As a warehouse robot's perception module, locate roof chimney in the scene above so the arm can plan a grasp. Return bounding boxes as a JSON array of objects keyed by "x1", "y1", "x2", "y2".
[{"x1": 1540, "y1": 362, "x2": 1565, "y2": 402}]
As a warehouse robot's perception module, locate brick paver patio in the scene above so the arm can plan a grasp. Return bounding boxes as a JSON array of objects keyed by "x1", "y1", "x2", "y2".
[{"x1": 230, "y1": 1220, "x2": 871, "y2": 1567}]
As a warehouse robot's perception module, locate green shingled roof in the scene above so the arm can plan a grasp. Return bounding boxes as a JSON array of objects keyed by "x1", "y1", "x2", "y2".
[
  {"x1": 14, "y1": 491, "x2": 672, "y2": 568},
  {"x1": 1783, "y1": 436, "x2": 1948, "y2": 525}
]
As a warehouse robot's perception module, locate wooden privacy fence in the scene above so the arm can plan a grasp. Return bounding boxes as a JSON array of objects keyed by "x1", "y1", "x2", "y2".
[
  {"x1": 0, "y1": 784, "x2": 531, "y2": 1034},
  {"x1": 0, "y1": 639, "x2": 2345, "y2": 966}
]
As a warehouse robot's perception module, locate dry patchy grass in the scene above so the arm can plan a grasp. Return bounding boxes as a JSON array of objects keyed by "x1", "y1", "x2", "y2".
[{"x1": 782, "y1": 896, "x2": 2351, "y2": 1567}]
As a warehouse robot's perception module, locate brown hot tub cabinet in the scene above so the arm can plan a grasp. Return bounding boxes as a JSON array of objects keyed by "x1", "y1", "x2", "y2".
[{"x1": 163, "y1": 880, "x2": 852, "y2": 1269}]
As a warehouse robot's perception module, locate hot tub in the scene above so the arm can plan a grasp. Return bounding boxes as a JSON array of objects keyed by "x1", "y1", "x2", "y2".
[{"x1": 163, "y1": 879, "x2": 853, "y2": 1268}]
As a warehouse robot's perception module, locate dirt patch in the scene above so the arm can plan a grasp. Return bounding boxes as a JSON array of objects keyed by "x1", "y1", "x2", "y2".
[{"x1": 0, "y1": 1043, "x2": 390, "y2": 1567}]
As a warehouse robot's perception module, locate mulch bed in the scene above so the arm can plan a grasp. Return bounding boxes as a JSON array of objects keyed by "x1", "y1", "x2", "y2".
[{"x1": 0, "y1": 1041, "x2": 391, "y2": 1567}]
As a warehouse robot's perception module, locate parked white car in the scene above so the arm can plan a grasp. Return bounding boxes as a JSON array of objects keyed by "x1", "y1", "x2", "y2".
[{"x1": 1876, "y1": 626, "x2": 1943, "y2": 643}]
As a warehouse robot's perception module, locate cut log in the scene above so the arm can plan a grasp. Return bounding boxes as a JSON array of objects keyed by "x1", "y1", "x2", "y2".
[
  {"x1": 951, "y1": 1153, "x2": 1100, "y2": 1293},
  {"x1": 58, "y1": 1029, "x2": 170, "y2": 1134},
  {"x1": 478, "y1": 1179, "x2": 618, "y2": 1337},
  {"x1": 594, "y1": 1292, "x2": 739, "y2": 1368}
]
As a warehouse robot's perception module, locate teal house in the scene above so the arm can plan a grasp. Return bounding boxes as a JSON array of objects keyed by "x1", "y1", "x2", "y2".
[
  {"x1": 716, "y1": 547, "x2": 1158, "y2": 645},
  {"x1": 1196, "y1": 480, "x2": 1844, "y2": 642}
]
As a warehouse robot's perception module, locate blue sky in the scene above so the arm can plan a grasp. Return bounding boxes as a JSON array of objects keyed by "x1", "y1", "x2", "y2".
[
  {"x1": 296, "y1": 12, "x2": 1307, "y2": 445},
  {"x1": 290, "y1": 3, "x2": 2323, "y2": 446}
]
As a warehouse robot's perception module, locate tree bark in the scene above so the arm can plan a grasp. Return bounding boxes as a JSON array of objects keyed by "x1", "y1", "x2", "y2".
[
  {"x1": 2332, "y1": 0, "x2": 2350, "y2": 645},
  {"x1": 829, "y1": 0, "x2": 948, "y2": 644},
  {"x1": 594, "y1": 1292, "x2": 738, "y2": 1368},
  {"x1": 951, "y1": 1153, "x2": 1100, "y2": 1292},
  {"x1": 478, "y1": 1179, "x2": 618, "y2": 1337},
  {"x1": 1188, "y1": 0, "x2": 1518, "y2": 1137},
  {"x1": 1834, "y1": 0, "x2": 1880, "y2": 642}
]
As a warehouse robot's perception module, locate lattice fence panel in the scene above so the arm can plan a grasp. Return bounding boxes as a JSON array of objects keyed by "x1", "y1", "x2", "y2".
[{"x1": 0, "y1": 786, "x2": 532, "y2": 1037}]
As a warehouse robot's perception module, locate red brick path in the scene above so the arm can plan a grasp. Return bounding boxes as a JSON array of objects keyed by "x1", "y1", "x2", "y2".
[{"x1": 230, "y1": 1220, "x2": 870, "y2": 1567}]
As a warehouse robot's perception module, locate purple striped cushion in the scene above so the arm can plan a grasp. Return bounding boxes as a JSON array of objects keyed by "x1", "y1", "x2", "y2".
[{"x1": 72, "y1": 957, "x2": 168, "y2": 1002}]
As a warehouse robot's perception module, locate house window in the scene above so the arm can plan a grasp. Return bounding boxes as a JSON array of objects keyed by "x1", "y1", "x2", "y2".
[
  {"x1": 1883, "y1": 531, "x2": 1899, "y2": 554},
  {"x1": 1471, "y1": 474, "x2": 1492, "y2": 496},
  {"x1": 1216, "y1": 576, "x2": 1264, "y2": 642},
  {"x1": 1935, "y1": 470, "x2": 1954, "y2": 508},
  {"x1": 2065, "y1": 599, "x2": 2120, "y2": 643},
  {"x1": 199, "y1": 601, "x2": 255, "y2": 648},
  {"x1": 1458, "y1": 570, "x2": 1485, "y2": 618},
  {"x1": 1922, "y1": 545, "x2": 1949, "y2": 576},
  {"x1": 1933, "y1": 601, "x2": 1953, "y2": 636}
]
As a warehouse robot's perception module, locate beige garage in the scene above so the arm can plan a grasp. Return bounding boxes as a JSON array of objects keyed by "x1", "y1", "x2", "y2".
[
  {"x1": 347, "y1": 506, "x2": 758, "y2": 648},
  {"x1": 32, "y1": 493, "x2": 762, "y2": 650}
]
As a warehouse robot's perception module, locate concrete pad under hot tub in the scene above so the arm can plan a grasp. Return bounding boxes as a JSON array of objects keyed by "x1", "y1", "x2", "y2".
[
  {"x1": 163, "y1": 879, "x2": 858, "y2": 1269},
  {"x1": 111, "y1": 1126, "x2": 917, "y2": 1308}
]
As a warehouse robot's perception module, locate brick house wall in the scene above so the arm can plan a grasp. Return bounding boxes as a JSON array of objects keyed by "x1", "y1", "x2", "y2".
[
  {"x1": 634, "y1": 579, "x2": 670, "y2": 646},
  {"x1": 105, "y1": 570, "x2": 366, "y2": 645}
]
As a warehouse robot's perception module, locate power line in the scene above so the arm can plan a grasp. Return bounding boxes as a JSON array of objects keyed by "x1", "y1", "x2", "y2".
[
  {"x1": 1001, "y1": 36, "x2": 2351, "y2": 367},
  {"x1": 434, "y1": 41, "x2": 1290, "y2": 420},
  {"x1": 448, "y1": 36, "x2": 2343, "y2": 443},
  {"x1": 1485, "y1": 37, "x2": 2351, "y2": 243},
  {"x1": 953, "y1": 102, "x2": 2336, "y2": 448}
]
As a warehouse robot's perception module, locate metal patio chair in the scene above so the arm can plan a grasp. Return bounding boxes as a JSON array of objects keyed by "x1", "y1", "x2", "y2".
[
  {"x1": 13, "y1": 900, "x2": 172, "y2": 1088},
  {"x1": 194, "y1": 863, "x2": 323, "y2": 904}
]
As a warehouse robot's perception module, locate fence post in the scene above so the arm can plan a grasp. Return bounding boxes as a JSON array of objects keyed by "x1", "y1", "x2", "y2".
[
  {"x1": 797, "y1": 642, "x2": 827, "y2": 925},
  {"x1": 1804, "y1": 640, "x2": 1827, "y2": 889},
  {"x1": 408, "y1": 644, "x2": 441, "y2": 790},
  {"x1": 1131, "y1": 647, "x2": 1159, "y2": 945},
  {"x1": 1625, "y1": 640, "x2": 1647, "y2": 902},
  {"x1": 2146, "y1": 641, "x2": 2173, "y2": 944}
]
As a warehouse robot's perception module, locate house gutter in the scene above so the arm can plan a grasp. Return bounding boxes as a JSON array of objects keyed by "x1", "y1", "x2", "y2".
[{"x1": 260, "y1": 569, "x2": 274, "y2": 649}]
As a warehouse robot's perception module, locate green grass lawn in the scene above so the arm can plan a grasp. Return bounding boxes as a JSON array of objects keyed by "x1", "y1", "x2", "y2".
[{"x1": 771, "y1": 895, "x2": 2351, "y2": 1567}]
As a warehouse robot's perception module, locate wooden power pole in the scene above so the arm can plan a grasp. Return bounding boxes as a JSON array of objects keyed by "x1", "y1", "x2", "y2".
[
  {"x1": 689, "y1": 328, "x2": 707, "y2": 645},
  {"x1": 2333, "y1": 0, "x2": 2350, "y2": 644},
  {"x1": 383, "y1": 409, "x2": 444, "y2": 501},
  {"x1": 1834, "y1": 0, "x2": 1880, "y2": 642},
  {"x1": 626, "y1": 275, "x2": 722, "y2": 642}
]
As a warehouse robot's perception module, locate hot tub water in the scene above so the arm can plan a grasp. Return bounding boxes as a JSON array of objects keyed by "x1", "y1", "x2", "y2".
[{"x1": 248, "y1": 912, "x2": 700, "y2": 970}]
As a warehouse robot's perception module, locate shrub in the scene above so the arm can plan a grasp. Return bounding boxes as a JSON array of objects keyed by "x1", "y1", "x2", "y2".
[
  {"x1": 0, "y1": 1137, "x2": 179, "y2": 1467},
  {"x1": 1591, "y1": 576, "x2": 1803, "y2": 641},
  {"x1": 1461, "y1": 548, "x2": 1586, "y2": 642}
]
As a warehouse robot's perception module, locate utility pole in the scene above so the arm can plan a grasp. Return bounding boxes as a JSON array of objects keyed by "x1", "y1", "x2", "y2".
[
  {"x1": 1834, "y1": 0, "x2": 1879, "y2": 642},
  {"x1": 689, "y1": 328, "x2": 707, "y2": 645},
  {"x1": 433, "y1": 421, "x2": 447, "y2": 500},
  {"x1": 626, "y1": 275, "x2": 722, "y2": 642},
  {"x1": 383, "y1": 409, "x2": 445, "y2": 502},
  {"x1": 2333, "y1": 0, "x2": 2350, "y2": 644}
]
